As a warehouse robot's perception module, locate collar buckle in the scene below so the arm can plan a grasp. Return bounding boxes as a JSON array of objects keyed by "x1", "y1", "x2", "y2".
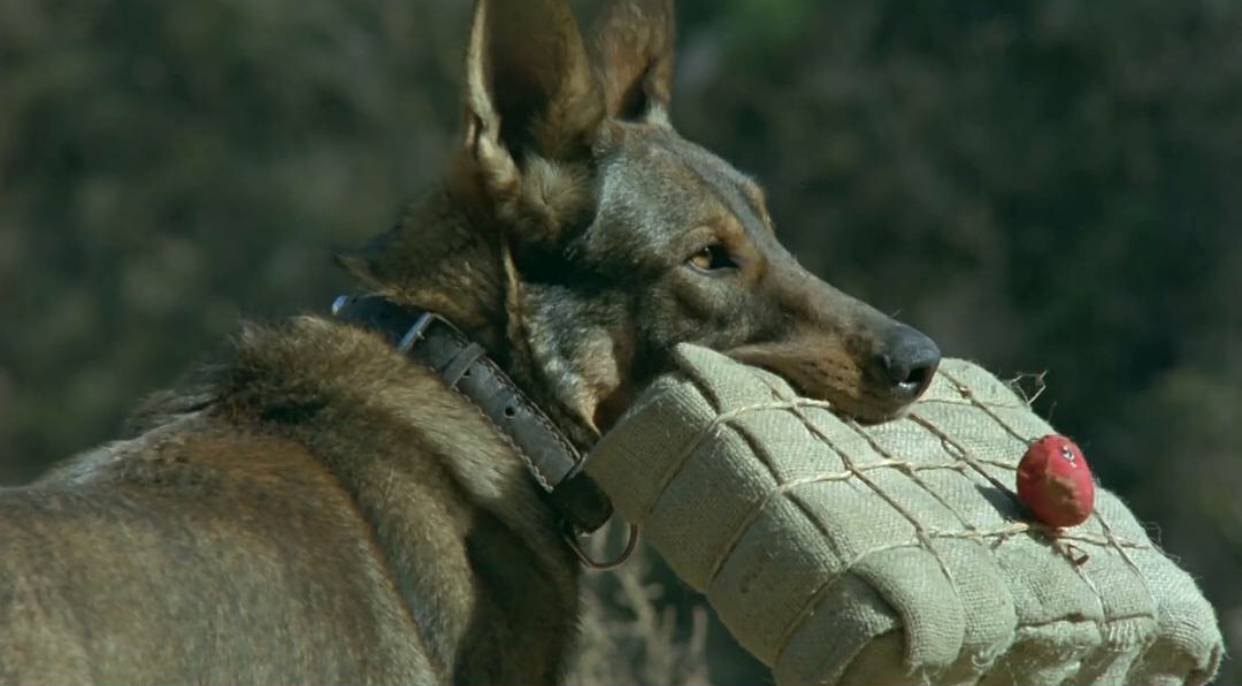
[{"x1": 396, "y1": 311, "x2": 440, "y2": 353}]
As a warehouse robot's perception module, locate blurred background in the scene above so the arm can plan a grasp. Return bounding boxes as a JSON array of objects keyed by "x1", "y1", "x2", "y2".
[{"x1": 1, "y1": 0, "x2": 1238, "y2": 682}]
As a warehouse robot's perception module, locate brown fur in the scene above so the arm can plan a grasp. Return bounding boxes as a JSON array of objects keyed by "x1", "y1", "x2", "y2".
[
  {"x1": 6, "y1": 320, "x2": 576, "y2": 684},
  {"x1": 1, "y1": 1, "x2": 938, "y2": 683}
]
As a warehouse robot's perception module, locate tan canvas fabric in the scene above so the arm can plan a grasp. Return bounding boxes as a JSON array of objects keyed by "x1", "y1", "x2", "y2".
[{"x1": 587, "y1": 345, "x2": 1222, "y2": 686}]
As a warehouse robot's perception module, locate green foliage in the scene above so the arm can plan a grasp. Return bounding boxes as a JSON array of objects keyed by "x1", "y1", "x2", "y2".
[{"x1": 2, "y1": 0, "x2": 1239, "y2": 681}]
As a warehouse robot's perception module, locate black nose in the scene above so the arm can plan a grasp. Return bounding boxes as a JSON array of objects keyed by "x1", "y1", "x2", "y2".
[{"x1": 873, "y1": 325, "x2": 941, "y2": 400}]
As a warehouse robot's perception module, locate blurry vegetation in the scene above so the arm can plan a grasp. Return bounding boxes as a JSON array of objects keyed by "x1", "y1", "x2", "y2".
[
  {"x1": 570, "y1": 525, "x2": 712, "y2": 686},
  {"x1": 1, "y1": 0, "x2": 1239, "y2": 682}
]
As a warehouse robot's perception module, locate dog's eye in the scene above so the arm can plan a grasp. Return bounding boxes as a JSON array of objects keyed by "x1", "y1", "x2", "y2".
[{"x1": 687, "y1": 244, "x2": 737, "y2": 273}]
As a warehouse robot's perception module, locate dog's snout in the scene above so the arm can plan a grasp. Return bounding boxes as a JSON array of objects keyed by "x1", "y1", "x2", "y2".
[{"x1": 873, "y1": 325, "x2": 941, "y2": 400}]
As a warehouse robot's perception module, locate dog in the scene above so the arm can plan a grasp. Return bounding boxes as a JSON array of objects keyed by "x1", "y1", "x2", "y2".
[{"x1": 0, "y1": 0, "x2": 940, "y2": 683}]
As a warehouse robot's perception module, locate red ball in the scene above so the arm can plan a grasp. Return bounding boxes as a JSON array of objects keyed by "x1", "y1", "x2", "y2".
[{"x1": 1016, "y1": 435, "x2": 1095, "y2": 528}]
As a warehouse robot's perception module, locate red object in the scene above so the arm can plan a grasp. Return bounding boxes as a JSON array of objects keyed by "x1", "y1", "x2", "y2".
[{"x1": 1016, "y1": 435, "x2": 1095, "y2": 528}]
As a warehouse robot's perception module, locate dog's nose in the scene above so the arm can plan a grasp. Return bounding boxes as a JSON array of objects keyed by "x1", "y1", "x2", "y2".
[{"x1": 872, "y1": 325, "x2": 941, "y2": 401}]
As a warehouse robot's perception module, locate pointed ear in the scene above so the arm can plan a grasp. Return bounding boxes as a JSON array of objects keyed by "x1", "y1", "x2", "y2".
[
  {"x1": 464, "y1": 0, "x2": 604, "y2": 166},
  {"x1": 592, "y1": 0, "x2": 676, "y2": 121}
]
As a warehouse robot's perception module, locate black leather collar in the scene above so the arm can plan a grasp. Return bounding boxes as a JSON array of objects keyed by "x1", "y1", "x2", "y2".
[{"x1": 331, "y1": 295, "x2": 613, "y2": 534}]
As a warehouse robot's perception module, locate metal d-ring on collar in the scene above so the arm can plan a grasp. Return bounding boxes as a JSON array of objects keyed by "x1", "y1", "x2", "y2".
[
  {"x1": 565, "y1": 523, "x2": 641, "y2": 571},
  {"x1": 331, "y1": 294, "x2": 636, "y2": 569}
]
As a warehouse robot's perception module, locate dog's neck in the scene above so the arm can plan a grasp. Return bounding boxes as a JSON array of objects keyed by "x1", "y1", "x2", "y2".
[
  {"x1": 339, "y1": 181, "x2": 616, "y2": 454},
  {"x1": 329, "y1": 294, "x2": 614, "y2": 535},
  {"x1": 188, "y1": 316, "x2": 583, "y2": 680}
]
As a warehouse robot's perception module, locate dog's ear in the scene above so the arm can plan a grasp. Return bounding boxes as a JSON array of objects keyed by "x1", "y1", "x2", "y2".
[
  {"x1": 592, "y1": 0, "x2": 676, "y2": 122},
  {"x1": 464, "y1": 0, "x2": 603, "y2": 174},
  {"x1": 462, "y1": 0, "x2": 605, "y2": 246}
]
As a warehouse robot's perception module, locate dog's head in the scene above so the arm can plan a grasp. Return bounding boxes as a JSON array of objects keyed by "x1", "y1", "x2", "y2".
[{"x1": 344, "y1": 0, "x2": 939, "y2": 444}]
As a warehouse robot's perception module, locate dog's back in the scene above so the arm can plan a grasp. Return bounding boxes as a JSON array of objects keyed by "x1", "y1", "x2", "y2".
[
  {"x1": 0, "y1": 318, "x2": 580, "y2": 685},
  {"x1": 0, "y1": 415, "x2": 435, "y2": 682}
]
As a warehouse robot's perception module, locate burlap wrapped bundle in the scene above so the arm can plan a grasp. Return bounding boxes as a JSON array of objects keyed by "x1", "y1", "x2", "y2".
[{"x1": 587, "y1": 345, "x2": 1222, "y2": 686}]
